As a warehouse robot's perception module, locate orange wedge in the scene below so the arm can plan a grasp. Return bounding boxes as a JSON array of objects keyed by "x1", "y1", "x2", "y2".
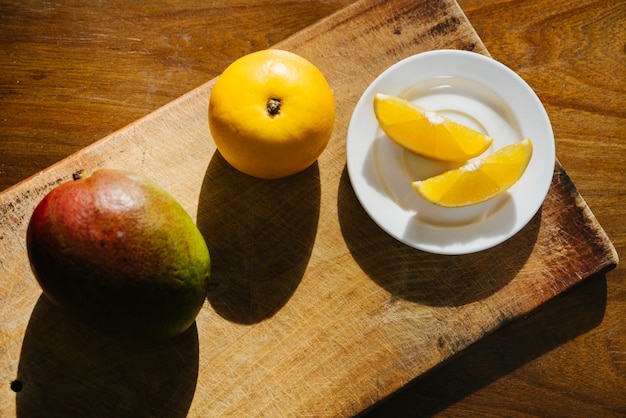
[
  {"x1": 373, "y1": 93, "x2": 493, "y2": 162},
  {"x1": 413, "y1": 139, "x2": 533, "y2": 207}
]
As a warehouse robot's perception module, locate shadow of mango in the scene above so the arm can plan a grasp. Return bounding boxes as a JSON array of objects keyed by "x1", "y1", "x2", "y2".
[
  {"x1": 197, "y1": 151, "x2": 320, "y2": 324},
  {"x1": 15, "y1": 294, "x2": 199, "y2": 418}
]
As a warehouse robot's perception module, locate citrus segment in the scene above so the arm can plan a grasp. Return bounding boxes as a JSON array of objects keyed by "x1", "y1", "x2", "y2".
[
  {"x1": 413, "y1": 138, "x2": 533, "y2": 207},
  {"x1": 373, "y1": 93, "x2": 493, "y2": 162}
]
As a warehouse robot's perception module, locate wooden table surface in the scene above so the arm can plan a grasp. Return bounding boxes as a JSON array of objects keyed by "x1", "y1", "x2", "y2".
[{"x1": 1, "y1": 0, "x2": 624, "y2": 416}]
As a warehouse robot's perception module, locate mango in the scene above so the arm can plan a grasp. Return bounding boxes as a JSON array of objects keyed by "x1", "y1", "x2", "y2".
[{"x1": 26, "y1": 169, "x2": 210, "y2": 340}]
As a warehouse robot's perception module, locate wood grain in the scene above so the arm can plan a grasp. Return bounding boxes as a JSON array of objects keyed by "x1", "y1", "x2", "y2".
[
  {"x1": 1, "y1": 0, "x2": 624, "y2": 416},
  {"x1": 0, "y1": 0, "x2": 354, "y2": 192},
  {"x1": 368, "y1": 0, "x2": 626, "y2": 415}
]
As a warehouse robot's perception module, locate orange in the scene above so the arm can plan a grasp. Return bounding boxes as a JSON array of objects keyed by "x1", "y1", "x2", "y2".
[
  {"x1": 208, "y1": 49, "x2": 335, "y2": 179},
  {"x1": 413, "y1": 139, "x2": 533, "y2": 207},
  {"x1": 373, "y1": 93, "x2": 493, "y2": 162}
]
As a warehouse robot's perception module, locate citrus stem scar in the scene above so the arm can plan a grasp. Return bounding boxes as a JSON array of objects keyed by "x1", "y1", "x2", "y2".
[{"x1": 267, "y1": 98, "x2": 281, "y2": 116}]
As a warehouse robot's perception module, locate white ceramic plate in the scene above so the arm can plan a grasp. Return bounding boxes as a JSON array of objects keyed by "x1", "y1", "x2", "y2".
[{"x1": 346, "y1": 50, "x2": 555, "y2": 255}]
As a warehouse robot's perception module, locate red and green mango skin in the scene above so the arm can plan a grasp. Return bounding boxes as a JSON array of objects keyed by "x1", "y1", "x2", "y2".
[{"x1": 26, "y1": 169, "x2": 211, "y2": 340}]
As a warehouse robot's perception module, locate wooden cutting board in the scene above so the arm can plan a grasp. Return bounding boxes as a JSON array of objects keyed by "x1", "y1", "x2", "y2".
[{"x1": 0, "y1": 0, "x2": 618, "y2": 416}]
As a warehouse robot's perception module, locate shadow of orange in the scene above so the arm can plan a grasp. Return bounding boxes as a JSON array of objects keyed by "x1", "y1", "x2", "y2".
[{"x1": 197, "y1": 151, "x2": 320, "y2": 324}]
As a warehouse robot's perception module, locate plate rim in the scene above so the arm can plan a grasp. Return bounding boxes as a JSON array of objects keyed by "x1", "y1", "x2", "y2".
[{"x1": 345, "y1": 49, "x2": 555, "y2": 255}]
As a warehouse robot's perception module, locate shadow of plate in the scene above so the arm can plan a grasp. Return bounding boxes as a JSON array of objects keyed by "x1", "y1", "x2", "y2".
[{"x1": 337, "y1": 167, "x2": 540, "y2": 307}]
